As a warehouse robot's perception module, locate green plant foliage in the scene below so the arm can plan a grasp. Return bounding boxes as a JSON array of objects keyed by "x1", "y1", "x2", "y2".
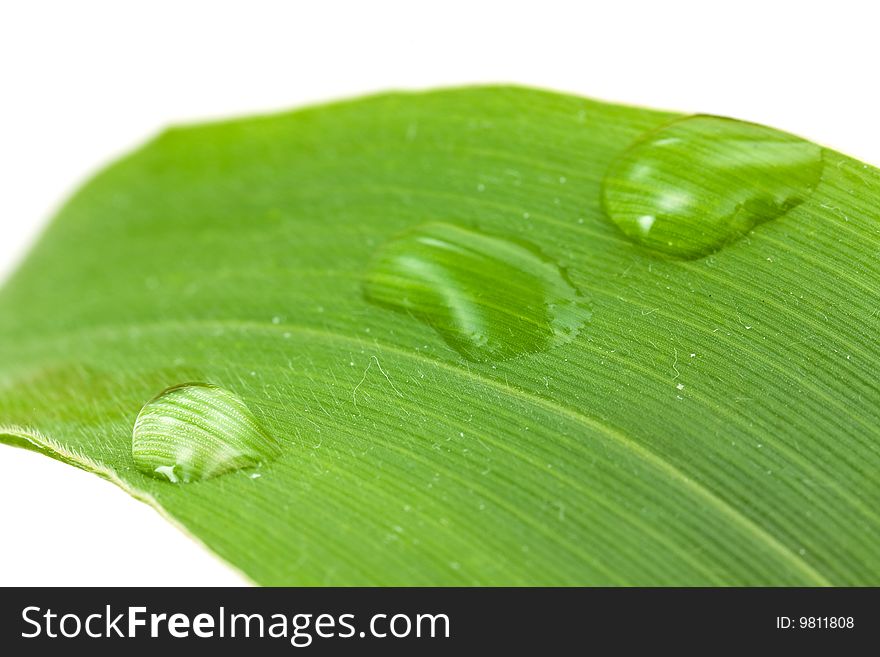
[{"x1": 1, "y1": 86, "x2": 878, "y2": 585}]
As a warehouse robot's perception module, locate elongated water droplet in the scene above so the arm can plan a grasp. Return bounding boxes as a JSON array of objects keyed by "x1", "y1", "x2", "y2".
[
  {"x1": 601, "y1": 115, "x2": 823, "y2": 259},
  {"x1": 364, "y1": 222, "x2": 590, "y2": 362},
  {"x1": 132, "y1": 383, "x2": 280, "y2": 483}
]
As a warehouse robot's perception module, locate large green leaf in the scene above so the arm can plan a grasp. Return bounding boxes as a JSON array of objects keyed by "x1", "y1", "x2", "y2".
[{"x1": 1, "y1": 86, "x2": 878, "y2": 585}]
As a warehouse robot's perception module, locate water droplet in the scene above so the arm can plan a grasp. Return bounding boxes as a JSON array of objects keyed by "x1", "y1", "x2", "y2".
[
  {"x1": 601, "y1": 115, "x2": 823, "y2": 259},
  {"x1": 131, "y1": 383, "x2": 281, "y2": 483},
  {"x1": 363, "y1": 222, "x2": 591, "y2": 362}
]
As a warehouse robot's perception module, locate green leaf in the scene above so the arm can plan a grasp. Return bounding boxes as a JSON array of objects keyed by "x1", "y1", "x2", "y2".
[{"x1": 1, "y1": 86, "x2": 878, "y2": 585}]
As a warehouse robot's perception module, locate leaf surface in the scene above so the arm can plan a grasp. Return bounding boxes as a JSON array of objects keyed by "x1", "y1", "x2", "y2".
[{"x1": 1, "y1": 86, "x2": 878, "y2": 585}]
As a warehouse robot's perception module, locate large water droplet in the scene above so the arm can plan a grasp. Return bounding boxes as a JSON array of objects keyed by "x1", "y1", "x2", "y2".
[
  {"x1": 364, "y1": 222, "x2": 590, "y2": 362},
  {"x1": 132, "y1": 383, "x2": 281, "y2": 483},
  {"x1": 601, "y1": 115, "x2": 823, "y2": 259}
]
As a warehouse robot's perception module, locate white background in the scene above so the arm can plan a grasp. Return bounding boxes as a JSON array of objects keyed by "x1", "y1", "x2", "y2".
[{"x1": 1, "y1": 0, "x2": 877, "y2": 585}]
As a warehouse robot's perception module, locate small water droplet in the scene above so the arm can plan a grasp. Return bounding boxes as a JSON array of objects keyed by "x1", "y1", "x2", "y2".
[
  {"x1": 601, "y1": 115, "x2": 823, "y2": 259},
  {"x1": 363, "y1": 222, "x2": 591, "y2": 362},
  {"x1": 131, "y1": 383, "x2": 281, "y2": 483}
]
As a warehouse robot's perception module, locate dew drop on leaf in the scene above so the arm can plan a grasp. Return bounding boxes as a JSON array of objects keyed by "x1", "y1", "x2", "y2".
[
  {"x1": 131, "y1": 383, "x2": 281, "y2": 483},
  {"x1": 601, "y1": 115, "x2": 824, "y2": 259},
  {"x1": 363, "y1": 222, "x2": 591, "y2": 362}
]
